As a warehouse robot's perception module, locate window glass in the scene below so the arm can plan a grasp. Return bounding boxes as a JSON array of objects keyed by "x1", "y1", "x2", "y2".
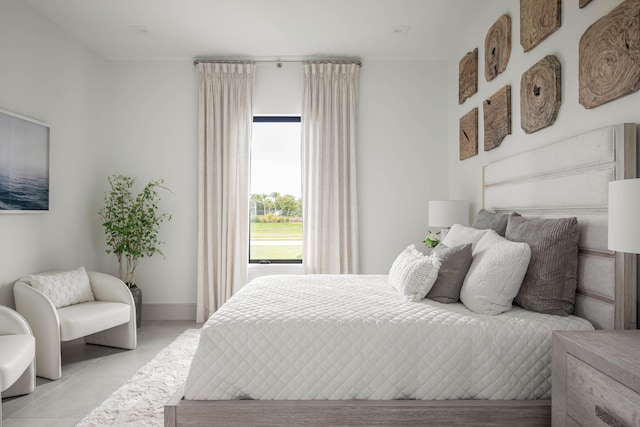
[{"x1": 250, "y1": 116, "x2": 302, "y2": 263}]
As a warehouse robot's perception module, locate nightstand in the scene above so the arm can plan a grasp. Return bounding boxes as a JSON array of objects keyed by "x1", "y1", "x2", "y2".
[{"x1": 552, "y1": 330, "x2": 640, "y2": 427}]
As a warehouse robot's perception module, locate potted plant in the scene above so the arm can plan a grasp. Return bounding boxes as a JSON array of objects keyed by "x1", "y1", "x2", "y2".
[
  {"x1": 99, "y1": 175, "x2": 172, "y2": 327},
  {"x1": 423, "y1": 230, "x2": 441, "y2": 248}
]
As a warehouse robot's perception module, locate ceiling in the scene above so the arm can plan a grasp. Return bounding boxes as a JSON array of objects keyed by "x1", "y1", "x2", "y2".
[{"x1": 25, "y1": 0, "x2": 486, "y2": 61}]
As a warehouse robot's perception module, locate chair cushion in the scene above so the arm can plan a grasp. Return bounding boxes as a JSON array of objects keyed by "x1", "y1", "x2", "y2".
[
  {"x1": 0, "y1": 335, "x2": 35, "y2": 392},
  {"x1": 58, "y1": 301, "x2": 130, "y2": 341},
  {"x1": 28, "y1": 266, "x2": 95, "y2": 308}
]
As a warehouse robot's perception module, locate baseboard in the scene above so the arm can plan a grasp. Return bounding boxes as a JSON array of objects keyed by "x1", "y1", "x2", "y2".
[{"x1": 141, "y1": 303, "x2": 196, "y2": 321}]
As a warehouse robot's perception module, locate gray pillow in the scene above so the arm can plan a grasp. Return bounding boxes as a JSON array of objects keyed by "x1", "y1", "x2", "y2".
[
  {"x1": 472, "y1": 209, "x2": 519, "y2": 237},
  {"x1": 426, "y1": 243, "x2": 473, "y2": 303},
  {"x1": 505, "y1": 214, "x2": 579, "y2": 316}
]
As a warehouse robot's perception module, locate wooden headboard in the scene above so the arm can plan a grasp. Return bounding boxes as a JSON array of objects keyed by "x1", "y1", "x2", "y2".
[{"x1": 483, "y1": 123, "x2": 637, "y2": 330}]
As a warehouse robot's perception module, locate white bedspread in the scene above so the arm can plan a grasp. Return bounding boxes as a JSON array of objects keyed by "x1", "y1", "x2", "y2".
[{"x1": 184, "y1": 274, "x2": 593, "y2": 401}]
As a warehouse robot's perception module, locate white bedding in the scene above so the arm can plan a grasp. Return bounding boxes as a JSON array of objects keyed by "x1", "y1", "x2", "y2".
[{"x1": 184, "y1": 274, "x2": 593, "y2": 401}]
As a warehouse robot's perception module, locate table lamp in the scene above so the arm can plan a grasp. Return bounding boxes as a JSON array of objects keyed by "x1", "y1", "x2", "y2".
[
  {"x1": 608, "y1": 178, "x2": 640, "y2": 254},
  {"x1": 428, "y1": 200, "x2": 469, "y2": 241}
]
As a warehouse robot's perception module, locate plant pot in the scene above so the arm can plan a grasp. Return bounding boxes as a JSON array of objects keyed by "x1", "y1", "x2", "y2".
[{"x1": 129, "y1": 286, "x2": 142, "y2": 328}]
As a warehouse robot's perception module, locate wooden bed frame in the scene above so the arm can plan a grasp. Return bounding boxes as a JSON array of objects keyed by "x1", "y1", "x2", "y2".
[{"x1": 165, "y1": 124, "x2": 638, "y2": 427}]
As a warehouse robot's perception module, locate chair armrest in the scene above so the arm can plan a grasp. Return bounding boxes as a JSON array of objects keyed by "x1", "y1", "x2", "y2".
[
  {"x1": 13, "y1": 281, "x2": 60, "y2": 337},
  {"x1": 84, "y1": 272, "x2": 137, "y2": 350},
  {"x1": 0, "y1": 305, "x2": 32, "y2": 336},
  {"x1": 87, "y1": 271, "x2": 134, "y2": 306},
  {"x1": 14, "y1": 280, "x2": 62, "y2": 379}
]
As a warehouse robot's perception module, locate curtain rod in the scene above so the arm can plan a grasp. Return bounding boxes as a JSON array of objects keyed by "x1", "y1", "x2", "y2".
[{"x1": 193, "y1": 59, "x2": 362, "y2": 67}]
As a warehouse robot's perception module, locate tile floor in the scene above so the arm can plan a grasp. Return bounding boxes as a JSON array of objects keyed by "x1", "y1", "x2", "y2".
[{"x1": 2, "y1": 320, "x2": 199, "y2": 427}]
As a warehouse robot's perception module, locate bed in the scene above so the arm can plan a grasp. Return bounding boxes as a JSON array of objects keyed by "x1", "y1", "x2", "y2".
[{"x1": 166, "y1": 123, "x2": 638, "y2": 426}]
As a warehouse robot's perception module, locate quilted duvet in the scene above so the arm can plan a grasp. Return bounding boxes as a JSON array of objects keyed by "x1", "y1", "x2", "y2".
[{"x1": 184, "y1": 274, "x2": 593, "y2": 401}]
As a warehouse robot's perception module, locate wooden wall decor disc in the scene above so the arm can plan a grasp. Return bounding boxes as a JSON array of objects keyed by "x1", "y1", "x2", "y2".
[
  {"x1": 459, "y1": 108, "x2": 478, "y2": 160},
  {"x1": 520, "y1": 0, "x2": 561, "y2": 52},
  {"x1": 521, "y1": 55, "x2": 562, "y2": 134},
  {"x1": 485, "y1": 14, "x2": 511, "y2": 81},
  {"x1": 483, "y1": 85, "x2": 511, "y2": 151},
  {"x1": 579, "y1": 0, "x2": 593, "y2": 8},
  {"x1": 579, "y1": 0, "x2": 640, "y2": 108},
  {"x1": 459, "y1": 48, "x2": 478, "y2": 104}
]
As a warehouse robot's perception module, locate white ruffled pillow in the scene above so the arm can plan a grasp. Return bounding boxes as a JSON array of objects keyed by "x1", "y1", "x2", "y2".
[
  {"x1": 460, "y1": 230, "x2": 531, "y2": 315},
  {"x1": 389, "y1": 245, "x2": 442, "y2": 302},
  {"x1": 29, "y1": 266, "x2": 95, "y2": 309},
  {"x1": 441, "y1": 224, "x2": 490, "y2": 250}
]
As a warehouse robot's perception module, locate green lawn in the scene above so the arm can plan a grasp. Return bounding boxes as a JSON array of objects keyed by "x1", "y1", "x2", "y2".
[
  {"x1": 250, "y1": 244, "x2": 302, "y2": 260},
  {"x1": 250, "y1": 222, "x2": 302, "y2": 240},
  {"x1": 250, "y1": 221, "x2": 302, "y2": 260}
]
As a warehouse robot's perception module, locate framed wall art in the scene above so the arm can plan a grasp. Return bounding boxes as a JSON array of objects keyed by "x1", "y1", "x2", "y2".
[
  {"x1": 579, "y1": 0, "x2": 640, "y2": 108},
  {"x1": 520, "y1": 0, "x2": 561, "y2": 52},
  {"x1": 483, "y1": 85, "x2": 511, "y2": 151},
  {"x1": 521, "y1": 55, "x2": 562, "y2": 134},
  {"x1": 485, "y1": 14, "x2": 511, "y2": 81},
  {"x1": 0, "y1": 109, "x2": 50, "y2": 212},
  {"x1": 459, "y1": 48, "x2": 478, "y2": 104},
  {"x1": 459, "y1": 108, "x2": 478, "y2": 160}
]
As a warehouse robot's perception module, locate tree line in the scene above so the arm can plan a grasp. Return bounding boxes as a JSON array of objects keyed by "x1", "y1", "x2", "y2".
[{"x1": 250, "y1": 192, "x2": 302, "y2": 217}]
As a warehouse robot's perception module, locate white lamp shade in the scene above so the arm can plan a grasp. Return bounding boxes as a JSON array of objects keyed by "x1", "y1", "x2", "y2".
[
  {"x1": 608, "y1": 178, "x2": 640, "y2": 254},
  {"x1": 428, "y1": 200, "x2": 469, "y2": 228}
]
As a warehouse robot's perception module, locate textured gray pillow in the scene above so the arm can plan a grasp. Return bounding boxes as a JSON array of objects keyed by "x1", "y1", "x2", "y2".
[
  {"x1": 505, "y1": 214, "x2": 579, "y2": 316},
  {"x1": 472, "y1": 209, "x2": 519, "y2": 237},
  {"x1": 426, "y1": 243, "x2": 473, "y2": 303}
]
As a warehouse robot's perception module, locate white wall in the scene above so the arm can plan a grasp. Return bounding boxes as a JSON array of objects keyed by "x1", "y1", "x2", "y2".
[
  {"x1": 359, "y1": 59, "x2": 450, "y2": 273},
  {"x1": 254, "y1": 62, "x2": 303, "y2": 115},
  {"x1": 98, "y1": 61, "x2": 198, "y2": 318},
  {"x1": 0, "y1": 0, "x2": 110, "y2": 307},
  {"x1": 448, "y1": 0, "x2": 640, "y2": 211}
]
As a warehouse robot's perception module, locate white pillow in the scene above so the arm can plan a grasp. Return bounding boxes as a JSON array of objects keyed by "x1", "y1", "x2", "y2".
[
  {"x1": 460, "y1": 230, "x2": 531, "y2": 315},
  {"x1": 29, "y1": 266, "x2": 95, "y2": 309},
  {"x1": 441, "y1": 224, "x2": 490, "y2": 250},
  {"x1": 389, "y1": 245, "x2": 442, "y2": 302}
]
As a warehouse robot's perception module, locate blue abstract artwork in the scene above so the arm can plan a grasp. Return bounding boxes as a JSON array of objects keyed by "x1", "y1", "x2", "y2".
[{"x1": 0, "y1": 110, "x2": 50, "y2": 212}]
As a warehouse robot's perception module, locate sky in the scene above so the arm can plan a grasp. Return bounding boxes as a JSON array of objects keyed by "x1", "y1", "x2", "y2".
[
  {"x1": 250, "y1": 121, "x2": 301, "y2": 198},
  {"x1": 0, "y1": 111, "x2": 49, "y2": 178}
]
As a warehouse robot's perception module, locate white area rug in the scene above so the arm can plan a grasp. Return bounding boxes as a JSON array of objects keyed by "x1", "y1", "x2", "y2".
[{"x1": 77, "y1": 328, "x2": 200, "y2": 427}]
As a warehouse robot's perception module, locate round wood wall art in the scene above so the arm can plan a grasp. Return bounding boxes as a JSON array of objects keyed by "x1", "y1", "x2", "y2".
[
  {"x1": 485, "y1": 14, "x2": 511, "y2": 82},
  {"x1": 459, "y1": 108, "x2": 478, "y2": 160},
  {"x1": 521, "y1": 55, "x2": 562, "y2": 134},
  {"x1": 520, "y1": 0, "x2": 561, "y2": 52},
  {"x1": 459, "y1": 48, "x2": 478, "y2": 105},
  {"x1": 579, "y1": 0, "x2": 640, "y2": 109},
  {"x1": 483, "y1": 85, "x2": 511, "y2": 151}
]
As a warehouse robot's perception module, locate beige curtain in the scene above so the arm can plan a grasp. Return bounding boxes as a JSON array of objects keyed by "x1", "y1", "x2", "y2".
[
  {"x1": 302, "y1": 61, "x2": 360, "y2": 274},
  {"x1": 196, "y1": 62, "x2": 255, "y2": 322}
]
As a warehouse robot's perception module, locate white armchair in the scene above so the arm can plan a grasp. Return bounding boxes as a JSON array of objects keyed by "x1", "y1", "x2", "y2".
[
  {"x1": 0, "y1": 305, "x2": 35, "y2": 426},
  {"x1": 14, "y1": 270, "x2": 137, "y2": 380}
]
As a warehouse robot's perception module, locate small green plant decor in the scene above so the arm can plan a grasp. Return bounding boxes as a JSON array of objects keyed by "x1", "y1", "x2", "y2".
[
  {"x1": 423, "y1": 230, "x2": 441, "y2": 249},
  {"x1": 99, "y1": 175, "x2": 172, "y2": 288}
]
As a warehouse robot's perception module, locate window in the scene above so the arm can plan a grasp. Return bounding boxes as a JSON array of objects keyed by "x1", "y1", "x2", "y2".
[{"x1": 249, "y1": 116, "x2": 302, "y2": 263}]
